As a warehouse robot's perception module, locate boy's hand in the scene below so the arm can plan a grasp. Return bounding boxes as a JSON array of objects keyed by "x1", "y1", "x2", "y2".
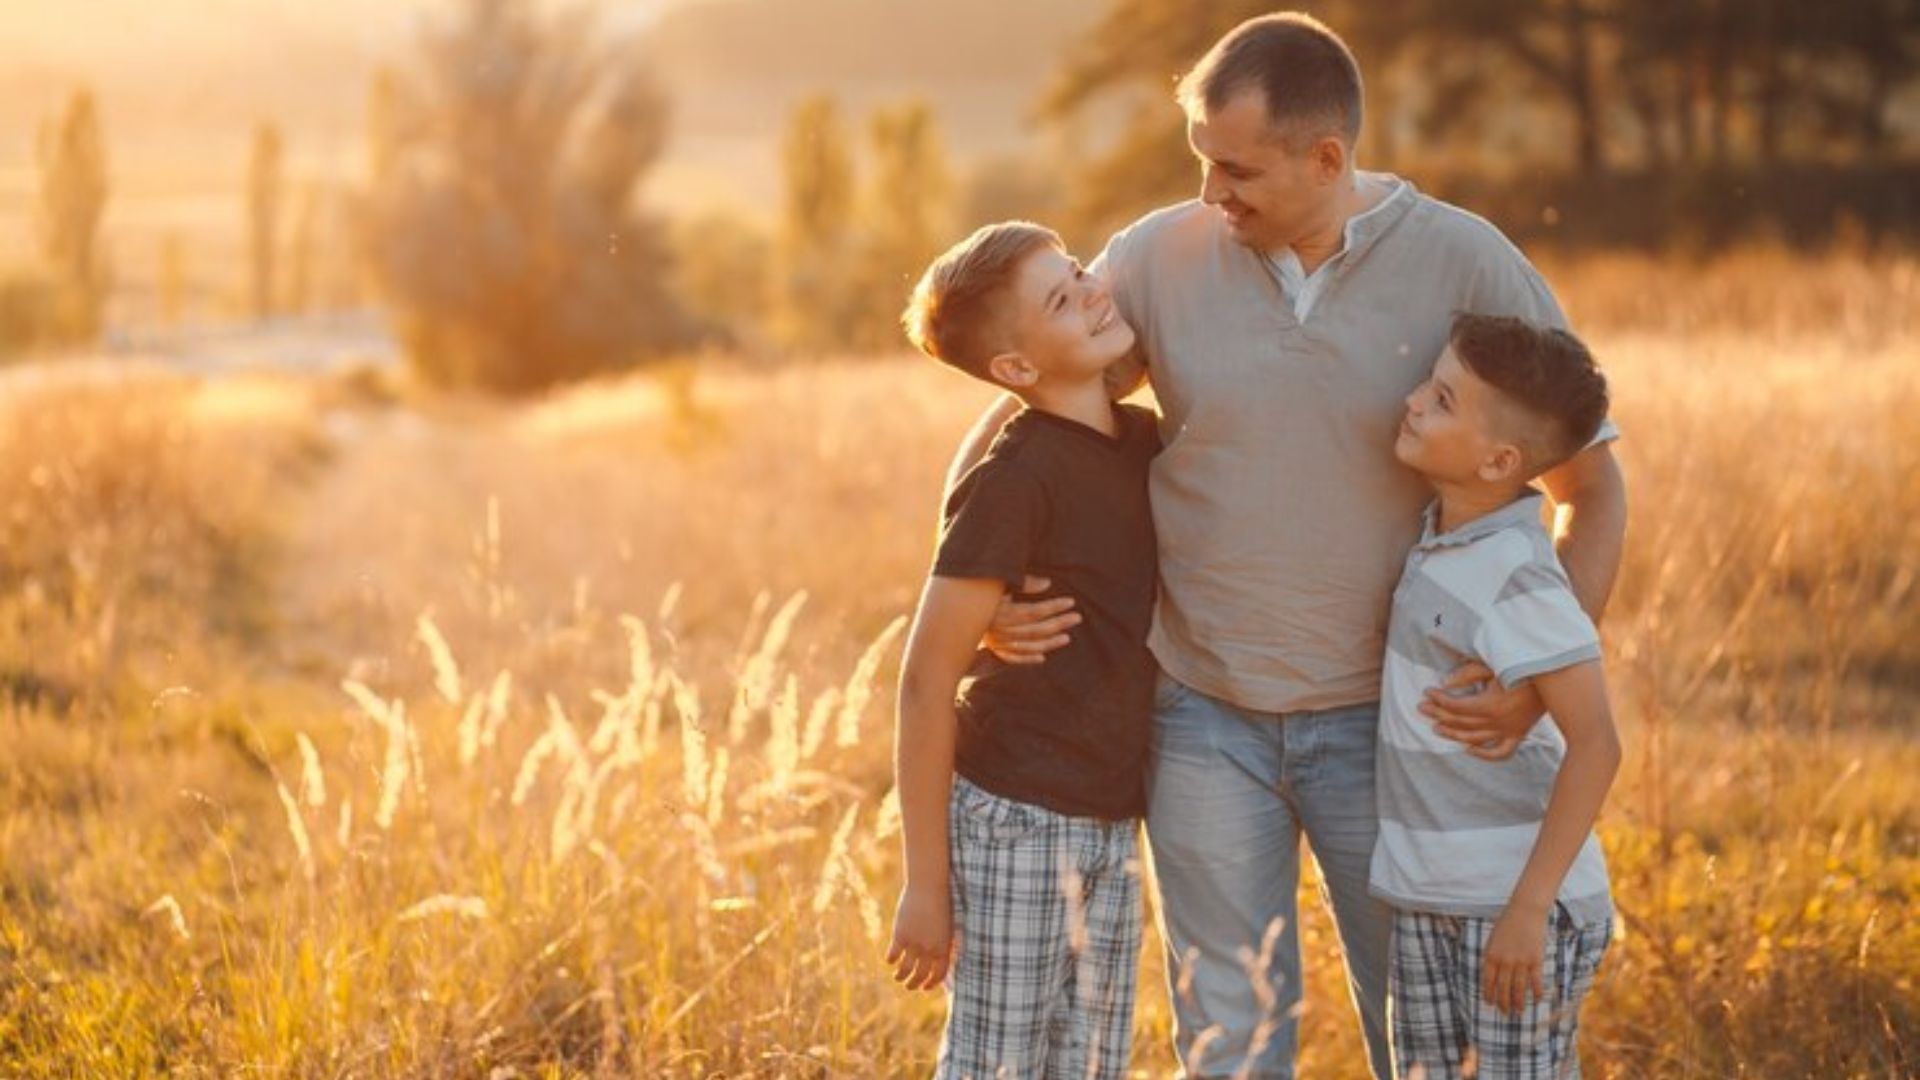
[
  {"x1": 1483, "y1": 902, "x2": 1549, "y2": 1016},
  {"x1": 982, "y1": 575, "x2": 1079, "y2": 665},
  {"x1": 886, "y1": 885, "x2": 954, "y2": 991},
  {"x1": 1422, "y1": 661, "x2": 1543, "y2": 760}
]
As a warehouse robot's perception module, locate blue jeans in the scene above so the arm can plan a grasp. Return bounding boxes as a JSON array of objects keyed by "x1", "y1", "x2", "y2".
[{"x1": 1146, "y1": 674, "x2": 1393, "y2": 1079}]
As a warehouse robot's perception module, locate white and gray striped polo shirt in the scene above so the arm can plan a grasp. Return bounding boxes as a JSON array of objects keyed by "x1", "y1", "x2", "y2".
[{"x1": 1368, "y1": 491, "x2": 1613, "y2": 925}]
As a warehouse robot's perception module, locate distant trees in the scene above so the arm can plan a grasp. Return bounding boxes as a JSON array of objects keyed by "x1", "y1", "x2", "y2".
[
  {"x1": 358, "y1": 0, "x2": 689, "y2": 394},
  {"x1": 768, "y1": 95, "x2": 953, "y2": 354},
  {"x1": 773, "y1": 95, "x2": 857, "y2": 353},
  {"x1": 27, "y1": 89, "x2": 111, "y2": 348},
  {"x1": 248, "y1": 123, "x2": 283, "y2": 321},
  {"x1": 851, "y1": 102, "x2": 953, "y2": 349},
  {"x1": 1042, "y1": 0, "x2": 1920, "y2": 239}
]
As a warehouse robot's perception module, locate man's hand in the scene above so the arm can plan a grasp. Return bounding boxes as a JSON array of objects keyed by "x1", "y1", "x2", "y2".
[
  {"x1": 1482, "y1": 901, "x2": 1549, "y2": 1016},
  {"x1": 885, "y1": 884, "x2": 954, "y2": 991},
  {"x1": 1421, "y1": 661, "x2": 1543, "y2": 761},
  {"x1": 982, "y1": 575, "x2": 1079, "y2": 665}
]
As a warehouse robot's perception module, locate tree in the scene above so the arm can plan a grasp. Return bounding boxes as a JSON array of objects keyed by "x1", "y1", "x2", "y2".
[
  {"x1": 159, "y1": 233, "x2": 186, "y2": 327},
  {"x1": 286, "y1": 185, "x2": 318, "y2": 316},
  {"x1": 672, "y1": 212, "x2": 772, "y2": 348},
  {"x1": 248, "y1": 123, "x2": 283, "y2": 321},
  {"x1": 358, "y1": 0, "x2": 689, "y2": 394},
  {"x1": 773, "y1": 94, "x2": 856, "y2": 353},
  {"x1": 852, "y1": 101, "x2": 952, "y2": 350},
  {"x1": 36, "y1": 88, "x2": 110, "y2": 343}
]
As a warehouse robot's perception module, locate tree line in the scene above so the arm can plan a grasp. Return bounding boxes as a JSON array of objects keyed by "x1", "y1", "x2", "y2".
[
  {"x1": 7, "y1": 0, "x2": 1913, "y2": 385},
  {"x1": 1043, "y1": 0, "x2": 1920, "y2": 239}
]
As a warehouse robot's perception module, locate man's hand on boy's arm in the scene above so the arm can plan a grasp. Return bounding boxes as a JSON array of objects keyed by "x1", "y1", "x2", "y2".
[
  {"x1": 888, "y1": 575, "x2": 1007, "y2": 991},
  {"x1": 982, "y1": 575, "x2": 1080, "y2": 665},
  {"x1": 1421, "y1": 663, "x2": 1541, "y2": 761},
  {"x1": 1485, "y1": 659, "x2": 1620, "y2": 1016}
]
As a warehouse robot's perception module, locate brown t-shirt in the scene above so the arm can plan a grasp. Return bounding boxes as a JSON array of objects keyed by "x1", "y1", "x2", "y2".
[
  {"x1": 933, "y1": 403, "x2": 1160, "y2": 820},
  {"x1": 1093, "y1": 174, "x2": 1606, "y2": 714}
]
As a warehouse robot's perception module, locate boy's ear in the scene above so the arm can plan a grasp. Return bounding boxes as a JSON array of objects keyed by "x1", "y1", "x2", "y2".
[
  {"x1": 986, "y1": 351, "x2": 1040, "y2": 389},
  {"x1": 1478, "y1": 442, "x2": 1525, "y2": 484}
]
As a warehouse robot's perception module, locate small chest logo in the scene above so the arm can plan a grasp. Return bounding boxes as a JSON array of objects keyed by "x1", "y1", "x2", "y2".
[{"x1": 1433, "y1": 613, "x2": 1444, "y2": 629}]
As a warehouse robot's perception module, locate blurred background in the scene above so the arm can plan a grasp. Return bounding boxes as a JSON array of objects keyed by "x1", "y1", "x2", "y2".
[
  {"x1": 0, "y1": 2, "x2": 1915, "y2": 1077},
  {"x1": 3, "y1": 0, "x2": 1917, "y2": 382}
]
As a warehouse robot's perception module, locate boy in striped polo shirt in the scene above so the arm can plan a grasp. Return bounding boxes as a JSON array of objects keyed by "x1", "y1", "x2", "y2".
[{"x1": 1371, "y1": 313, "x2": 1620, "y2": 1078}]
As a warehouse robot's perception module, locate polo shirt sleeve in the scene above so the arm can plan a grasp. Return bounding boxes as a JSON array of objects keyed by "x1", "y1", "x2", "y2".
[
  {"x1": 932, "y1": 460, "x2": 1045, "y2": 590},
  {"x1": 1471, "y1": 559, "x2": 1603, "y2": 690}
]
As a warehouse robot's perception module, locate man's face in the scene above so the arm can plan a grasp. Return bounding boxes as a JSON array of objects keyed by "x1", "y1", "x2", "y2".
[
  {"x1": 1001, "y1": 245, "x2": 1136, "y2": 383},
  {"x1": 1187, "y1": 88, "x2": 1333, "y2": 253},
  {"x1": 1396, "y1": 346, "x2": 1512, "y2": 483}
]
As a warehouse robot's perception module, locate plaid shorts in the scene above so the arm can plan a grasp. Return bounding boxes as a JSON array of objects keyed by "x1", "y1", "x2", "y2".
[
  {"x1": 935, "y1": 776, "x2": 1143, "y2": 1080},
  {"x1": 1389, "y1": 905, "x2": 1611, "y2": 1080}
]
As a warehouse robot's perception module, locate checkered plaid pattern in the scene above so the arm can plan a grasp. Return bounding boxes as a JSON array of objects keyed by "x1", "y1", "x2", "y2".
[
  {"x1": 1389, "y1": 906, "x2": 1611, "y2": 1080},
  {"x1": 935, "y1": 776, "x2": 1143, "y2": 1080}
]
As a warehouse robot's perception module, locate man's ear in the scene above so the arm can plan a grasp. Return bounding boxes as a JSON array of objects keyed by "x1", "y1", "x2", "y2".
[
  {"x1": 1312, "y1": 135, "x2": 1348, "y2": 183},
  {"x1": 1478, "y1": 443, "x2": 1525, "y2": 484},
  {"x1": 986, "y1": 351, "x2": 1040, "y2": 389}
]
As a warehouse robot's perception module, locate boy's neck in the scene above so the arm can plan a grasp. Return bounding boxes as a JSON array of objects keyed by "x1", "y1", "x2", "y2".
[
  {"x1": 1022, "y1": 376, "x2": 1117, "y2": 436},
  {"x1": 1432, "y1": 477, "x2": 1531, "y2": 536}
]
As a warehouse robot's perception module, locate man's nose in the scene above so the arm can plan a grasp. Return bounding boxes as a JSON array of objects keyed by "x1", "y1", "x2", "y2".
[{"x1": 1199, "y1": 164, "x2": 1226, "y2": 205}]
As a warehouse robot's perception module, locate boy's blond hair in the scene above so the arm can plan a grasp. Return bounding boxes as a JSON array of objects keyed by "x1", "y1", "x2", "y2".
[{"x1": 901, "y1": 221, "x2": 1063, "y2": 381}]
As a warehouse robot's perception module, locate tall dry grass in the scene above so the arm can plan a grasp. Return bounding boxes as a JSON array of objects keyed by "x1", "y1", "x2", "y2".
[{"x1": 0, "y1": 249, "x2": 1915, "y2": 1076}]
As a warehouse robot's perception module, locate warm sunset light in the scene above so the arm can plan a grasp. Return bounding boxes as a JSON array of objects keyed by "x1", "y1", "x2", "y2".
[{"x1": 0, "y1": 2, "x2": 1915, "y2": 1076}]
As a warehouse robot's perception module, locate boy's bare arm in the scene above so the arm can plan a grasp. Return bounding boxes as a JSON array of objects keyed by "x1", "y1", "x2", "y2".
[
  {"x1": 887, "y1": 574, "x2": 1005, "y2": 992},
  {"x1": 1480, "y1": 659, "x2": 1621, "y2": 1014},
  {"x1": 1426, "y1": 442, "x2": 1627, "y2": 754}
]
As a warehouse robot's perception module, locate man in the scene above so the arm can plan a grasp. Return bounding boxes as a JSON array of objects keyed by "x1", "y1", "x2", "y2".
[{"x1": 948, "y1": 12, "x2": 1627, "y2": 1079}]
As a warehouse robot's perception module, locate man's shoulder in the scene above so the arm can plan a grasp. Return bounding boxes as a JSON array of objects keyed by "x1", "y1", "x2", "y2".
[
  {"x1": 1398, "y1": 187, "x2": 1534, "y2": 267},
  {"x1": 1109, "y1": 199, "x2": 1222, "y2": 258}
]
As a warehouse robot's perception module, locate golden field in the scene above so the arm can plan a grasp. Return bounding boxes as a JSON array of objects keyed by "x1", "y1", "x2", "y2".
[{"x1": 0, "y1": 249, "x2": 1915, "y2": 1077}]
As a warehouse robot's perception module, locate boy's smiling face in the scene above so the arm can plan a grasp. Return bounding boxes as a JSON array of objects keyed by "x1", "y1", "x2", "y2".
[
  {"x1": 1396, "y1": 346, "x2": 1522, "y2": 484},
  {"x1": 988, "y1": 246, "x2": 1136, "y2": 388}
]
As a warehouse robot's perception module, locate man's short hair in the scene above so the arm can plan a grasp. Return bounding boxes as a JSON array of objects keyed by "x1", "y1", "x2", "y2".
[
  {"x1": 1176, "y1": 12, "x2": 1363, "y2": 150},
  {"x1": 901, "y1": 221, "x2": 1062, "y2": 381},
  {"x1": 1449, "y1": 313, "x2": 1609, "y2": 476}
]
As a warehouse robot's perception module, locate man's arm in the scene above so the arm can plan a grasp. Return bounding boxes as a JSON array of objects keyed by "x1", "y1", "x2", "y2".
[
  {"x1": 1479, "y1": 659, "x2": 1620, "y2": 1015},
  {"x1": 1425, "y1": 441, "x2": 1627, "y2": 754},
  {"x1": 886, "y1": 575, "x2": 1006, "y2": 992},
  {"x1": 1539, "y1": 440, "x2": 1628, "y2": 622}
]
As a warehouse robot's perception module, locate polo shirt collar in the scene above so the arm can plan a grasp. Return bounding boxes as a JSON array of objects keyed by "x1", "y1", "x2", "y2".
[
  {"x1": 1417, "y1": 489, "x2": 1546, "y2": 550},
  {"x1": 1336, "y1": 172, "x2": 1415, "y2": 266}
]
